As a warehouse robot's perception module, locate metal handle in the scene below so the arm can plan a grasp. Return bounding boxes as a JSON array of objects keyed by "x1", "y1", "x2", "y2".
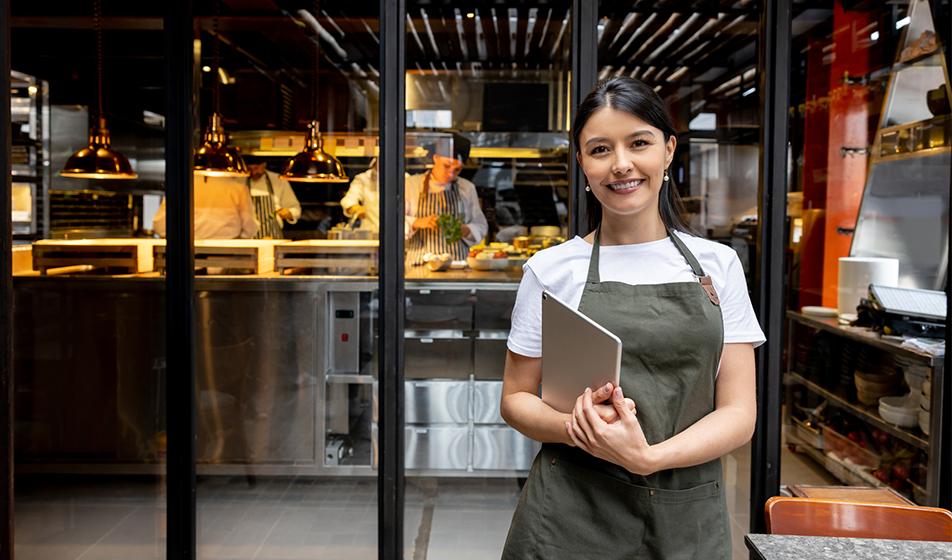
[{"x1": 840, "y1": 146, "x2": 869, "y2": 157}]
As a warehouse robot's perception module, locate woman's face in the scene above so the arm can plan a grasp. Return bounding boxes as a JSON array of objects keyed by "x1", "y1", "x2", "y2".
[
  {"x1": 576, "y1": 106, "x2": 676, "y2": 222},
  {"x1": 430, "y1": 154, "x2": 464, "y2": 184}
]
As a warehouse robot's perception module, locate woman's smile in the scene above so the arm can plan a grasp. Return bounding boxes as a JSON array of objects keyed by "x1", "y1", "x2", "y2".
[{"x1": 604, "y1": 178, "x2": 646, "y2": 194}]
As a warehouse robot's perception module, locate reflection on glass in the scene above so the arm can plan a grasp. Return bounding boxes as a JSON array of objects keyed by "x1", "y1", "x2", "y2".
[
  {"x1": 783, "y1": 0, "x2": 943, "y2": 511},
  {"x1": 598, "y1": 4, "x2": 762, "y2": 555},
  {"x1": 402, "y1": 3, "x2": 569, "y2": 558},
  {"x1": 12, "y1": 7, "x2": 167, "y2": 558}
]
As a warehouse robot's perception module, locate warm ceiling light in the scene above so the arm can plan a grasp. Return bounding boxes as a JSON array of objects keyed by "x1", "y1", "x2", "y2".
[
  {"x1": 61, "y1": 0, "x2": 137, "y2": 180},
  {"x1": 194, "y1": 113, "x2": 249, "y2": 178},
  {"x1": 193, "y1": 0, "x2": 248, "y2": 178},
  {"x1": 466, "y1": 12, "x2": 475, "y2": 19},
  {"x1": 282, "y1": 120, "x2": 348, "y2": 183},
  {"x1": 60, "y1": 117, "x2": 138, "y2": 179},
  {"x1": 202, "y1": 65, "x2": 211, "y2": 72}
]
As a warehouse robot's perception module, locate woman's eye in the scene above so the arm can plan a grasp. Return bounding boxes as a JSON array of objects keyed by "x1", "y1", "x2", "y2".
[
  {"x1": 631, "y1": 139, "x2": 649, "y2": 148},
  {"x1": 590, "y1": 146, "x2": 608, "y2": 155}
]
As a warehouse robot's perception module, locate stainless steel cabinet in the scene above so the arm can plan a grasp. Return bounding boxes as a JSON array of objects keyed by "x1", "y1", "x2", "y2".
[
  {"x1": 473, "y1": 381, "x2": 504, "y2": 424},
  {"x1": 405, "y1": 426, "x2": 469, "y2": 470},
  {"x1": 472, "y1": 427, "x2": 539, "y2": 471},
  {"x1": 405, "y1": 381, "x2": 470, "y2": 424}
]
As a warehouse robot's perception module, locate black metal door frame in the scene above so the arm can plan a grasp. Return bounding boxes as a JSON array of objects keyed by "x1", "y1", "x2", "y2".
[{"x1": 1, "y1": 0, "x2": 13, "y2": 558}]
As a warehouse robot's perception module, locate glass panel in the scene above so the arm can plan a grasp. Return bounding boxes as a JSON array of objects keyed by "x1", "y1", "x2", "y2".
[
  {"x1": 11, "y1": 4, "x2": 167, "y2": 559},
  {"x1": 784, "y1": 0, "x2": 943, "y2": 509},
  {"x1": 596, "y1": 1, "x2": 761, "y2": 556},
  {"x1": 402, "y1": 3, "x2": 570, "y2": 558},
  {"x1": 174, "y1": 1, "x2": 380, "y2": 558}
]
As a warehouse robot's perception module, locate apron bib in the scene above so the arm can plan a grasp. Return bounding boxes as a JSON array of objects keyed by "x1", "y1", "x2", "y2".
[
  {"x1": 503, "y1": 228, "x2": 729, "y2": 560},
  {"x1": 405, "y1": 173, "x2": 469, "y2": 265},
  {"x1": 248, "y1": 173, "x2": 283, "y2": 239}
]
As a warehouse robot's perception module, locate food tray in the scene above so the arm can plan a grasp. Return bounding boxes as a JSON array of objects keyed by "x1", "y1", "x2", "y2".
[
  {"x1": 467, "y1": 256, "x2": 509, "y2": 271},
  {"x1": 32, "y1": 239, "x2": 162, "y2": 274},
  {"x1": 154, "y1": 239, "x2": 285, "y2": 274},
  {"x1": 275, "y1": 240, "x2": 378, "y2": 274},
  {"x1": 822, "y1": 425, "x2": 882, "y2": 469}
]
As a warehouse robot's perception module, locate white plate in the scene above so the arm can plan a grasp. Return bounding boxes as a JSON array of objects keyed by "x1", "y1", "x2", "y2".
[{"x1": 802, "y1": 306, "x2": 838, "y2": 318}]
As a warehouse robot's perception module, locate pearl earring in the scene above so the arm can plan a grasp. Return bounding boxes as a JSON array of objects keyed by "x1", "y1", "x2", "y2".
[
  {"x1": 663, "y1": 172, "x2": 670, "y2": 182},
  {"x1": 585, "y1": 184, "x2": 591, "y2": 192}
]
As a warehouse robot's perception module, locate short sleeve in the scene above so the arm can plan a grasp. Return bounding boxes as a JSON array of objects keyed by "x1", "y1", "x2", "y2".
[
  {"x1": 507, "y1": 266, "x2": 545, "y2": 358},
  {"x1": 719, "y1": 252, "x2": 766, "y2": 347}
]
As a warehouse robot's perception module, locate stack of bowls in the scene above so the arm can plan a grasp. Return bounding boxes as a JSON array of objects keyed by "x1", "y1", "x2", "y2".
[
  {"x1": 879, "y1": 395, "x2": 919, "y2": 428},
  {"x1": 919, "y1": 379, "x2": 932, "y2": 435},
  {"x1": 855, "y1": 370, "x2": 900, "y2": 406}
]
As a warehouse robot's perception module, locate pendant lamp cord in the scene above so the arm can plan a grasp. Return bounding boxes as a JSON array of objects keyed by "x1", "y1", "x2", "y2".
[
  {"x1": 312, "y1": 0, "x2": 319, "y2": 120},
  {"x1": 94, "y1": 0, "x2": 104, "y2": 120},
  {"x1": 213, "y1": 0, "x2": 221, "y2": 114}
]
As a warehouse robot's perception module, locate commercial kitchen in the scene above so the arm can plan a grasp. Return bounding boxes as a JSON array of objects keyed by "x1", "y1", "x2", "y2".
[{"x1": 3, "y1": 1, "x2": 951, "y2": 559}]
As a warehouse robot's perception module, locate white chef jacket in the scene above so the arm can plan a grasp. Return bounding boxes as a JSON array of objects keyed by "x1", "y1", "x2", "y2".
[{"x1": 152, "y1": 174, "x2": 257, "y2": 239}]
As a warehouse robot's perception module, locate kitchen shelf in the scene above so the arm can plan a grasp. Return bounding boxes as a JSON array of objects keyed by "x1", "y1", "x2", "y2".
[
  {"x1": 786, "y1": 371, "x2": 929, "y2": 451},
  {"x1": 787, "y1": 311, "x2": 941, "y2": 366},
  {"x1": 788, "y1": 432, "x2": 887, "y2": 490}
]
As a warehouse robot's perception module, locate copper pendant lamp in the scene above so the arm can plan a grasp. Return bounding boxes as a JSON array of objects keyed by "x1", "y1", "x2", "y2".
[
  {"x1": 282, "y1": 0, "x2": 348, "y2": 184},
  {"x1": 60, "y1": 0, "x2": 137, "y2": 180},
  {"x1": 193, "y1": 0, "x2": 248, "y2": 178}
]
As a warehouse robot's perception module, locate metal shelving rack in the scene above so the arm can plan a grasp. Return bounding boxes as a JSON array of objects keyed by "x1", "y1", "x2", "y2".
[
  {"x1": 785, "y1": 311, "x2": 945, "y2": 506},
  {"x1": 10, "y1": 70, "x2": 50, "y2": 240}
]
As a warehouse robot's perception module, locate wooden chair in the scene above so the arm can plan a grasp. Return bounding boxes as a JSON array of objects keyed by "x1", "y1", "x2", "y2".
[{"x1": 765, "y1": 496, "x2": 952, "y2": 542}]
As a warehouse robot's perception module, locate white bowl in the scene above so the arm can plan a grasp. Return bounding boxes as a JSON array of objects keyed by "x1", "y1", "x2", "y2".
[
  {"x1": 904, "y1": 369, "x2": 927, "y2": 392},
  {"x1": 879, "y1": 395, "x2": 919, "y2": 428},
  {"x1": 920, "y1": 391, "x2": 931, "y2": 412},
  {"x1": 923, "y1": 379, "x2": 932, "y2": 398},
  {"x1": 918, "y1": 409, "x2": 931, "y2": 435},
  {"x1": 467, "y1": 256, "x2": 509, "y2": 271}
]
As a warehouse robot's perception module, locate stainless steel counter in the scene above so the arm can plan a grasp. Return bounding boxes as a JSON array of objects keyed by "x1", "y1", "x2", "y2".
[{"x1": 12, "y1": 273, "x2": 535, "y2": 476}]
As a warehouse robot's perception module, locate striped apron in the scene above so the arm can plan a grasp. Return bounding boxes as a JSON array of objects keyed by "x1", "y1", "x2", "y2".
[
  {"x1": 248, "y1": 173, "x2": 283, "y2": 240},
  {"x1": 405, "y1": 173, "x2": 469, "y2": 266}
]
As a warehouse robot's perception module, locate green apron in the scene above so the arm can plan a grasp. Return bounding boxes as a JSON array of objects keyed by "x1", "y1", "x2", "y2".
[{"x1": 502, "y1": 227, "x2": 729, "y2": 560}]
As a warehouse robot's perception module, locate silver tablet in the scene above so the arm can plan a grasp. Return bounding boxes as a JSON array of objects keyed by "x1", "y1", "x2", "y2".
[{"x1": 541, "y1": 290, "x2": 622, "y2": 413}]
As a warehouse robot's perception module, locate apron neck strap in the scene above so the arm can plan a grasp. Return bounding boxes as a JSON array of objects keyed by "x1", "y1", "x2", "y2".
[
  {"x1": 585, "y1": 226, "x2": 707, "y2": 284},
  {"x1": 666, "y1": 228, "x2": 706, "y2": 277}
]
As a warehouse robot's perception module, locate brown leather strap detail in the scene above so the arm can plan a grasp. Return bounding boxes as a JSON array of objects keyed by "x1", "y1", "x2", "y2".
[{"x1": 699, "y1": 275, "x2": 720, "y2": 305}]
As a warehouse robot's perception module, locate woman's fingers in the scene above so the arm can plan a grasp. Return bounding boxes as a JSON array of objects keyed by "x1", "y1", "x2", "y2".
[
  {"x1": 582, "y1": 387, "x2": 605, "y2": 436},
  {"x1": 574, "y1": 391, "x2": 597, "y2": 444}
]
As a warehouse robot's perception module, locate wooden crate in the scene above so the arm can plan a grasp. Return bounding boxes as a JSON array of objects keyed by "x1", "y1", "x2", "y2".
[
  {"x1": 154, "y1": 240, "x2": 285, "y2": 274},
  {"x1": 32, "y1": 239, "x2": 162, "y2": 274},
  {"x1": 275, "y1": 240, "x2": 378, "y2": 274}
]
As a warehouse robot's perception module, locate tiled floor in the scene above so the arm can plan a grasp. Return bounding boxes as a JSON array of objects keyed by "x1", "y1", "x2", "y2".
[{"x1": 15, "y1": 446, "x2": 834, "y2": 560}]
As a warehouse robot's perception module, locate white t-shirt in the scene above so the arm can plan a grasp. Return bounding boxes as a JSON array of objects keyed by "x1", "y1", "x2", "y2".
[{"x1": 507, "y1": 231, "x2": 766, "y2": 358}]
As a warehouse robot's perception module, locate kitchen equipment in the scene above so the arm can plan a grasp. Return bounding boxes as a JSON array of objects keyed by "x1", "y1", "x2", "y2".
[
  {"x1": 918, "y1": 409, "x2": 931, "y2": 435},
  {"x1": 33, "y1": 238, "x2": 163, "y2": 274},
  {"x1": 275, "y1": 239, "x2": 378, "y2": 274},
  {"x1": 802, "y1": 306, "x2": 838, "y2": 318},
  {"x1": 920, "y1": 391, "x2": 931, "y2": 411},
  {"x1": 855, "y1": 370, "x2": 900, "y2": 405},
  {"x1": 155, "y1": 239, "x2": 285, "y2": 274},
  {"x1": 858, "y1": 284, "x2": 946, "y2": 339},
  {"x1": 837, "y1": 257, "x2": 899, "y2": 316}
]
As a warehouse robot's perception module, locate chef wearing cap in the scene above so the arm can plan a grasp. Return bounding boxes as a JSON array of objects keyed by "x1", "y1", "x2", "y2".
[{"x1": 404, "y1": 133, "x2": 488, "y2": 265}]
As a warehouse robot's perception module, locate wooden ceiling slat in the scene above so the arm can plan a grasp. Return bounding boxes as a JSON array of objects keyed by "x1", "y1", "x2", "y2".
[
  {"x1": 480, "y1": 8, "x2": 499, "y2": 62},
  {"x1": 461, "y1": 11, "x2": 480, "y2": 62},
  {"x1": 515, "y1": 7, "x2": 529, "y2": 61},
  {"x1": 498, "y1": 7, "x2": 512, "y2": 61}
]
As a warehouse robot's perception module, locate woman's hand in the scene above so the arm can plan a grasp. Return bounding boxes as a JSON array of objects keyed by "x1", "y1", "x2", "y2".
[
  {"x1": 566, "y1": 386, "x2": 658, "y2": 475},
  {"x1": 583, "y1": 382, "x2": 637, "y2": 424}
]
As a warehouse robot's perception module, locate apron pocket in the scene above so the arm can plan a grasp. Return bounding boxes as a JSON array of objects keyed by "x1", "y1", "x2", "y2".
[
  {"x1": 643, "y1": 480, "x2": 730, "y2": 560},
  {"x1": 539, "y1": 454, "x2": 647, "y2": 557}
]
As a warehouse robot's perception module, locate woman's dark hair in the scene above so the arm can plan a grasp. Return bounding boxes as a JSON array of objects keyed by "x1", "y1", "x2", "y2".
[{"x1": 572, "y1": 76, "x2": 691, "y2": 234}]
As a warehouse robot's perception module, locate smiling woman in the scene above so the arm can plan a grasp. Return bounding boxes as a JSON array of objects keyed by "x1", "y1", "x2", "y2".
[{"x1": 500, "y1": 77, "x2": 765, "y2": 560}]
